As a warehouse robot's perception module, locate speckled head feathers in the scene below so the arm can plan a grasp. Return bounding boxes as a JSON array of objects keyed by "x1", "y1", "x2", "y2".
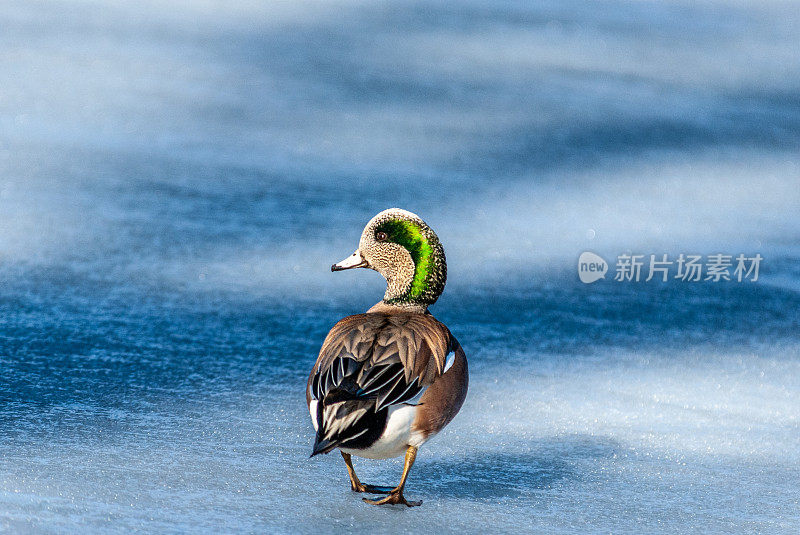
[{"x1": 333, "y1": 208, "x2": 447, "y2": 310}]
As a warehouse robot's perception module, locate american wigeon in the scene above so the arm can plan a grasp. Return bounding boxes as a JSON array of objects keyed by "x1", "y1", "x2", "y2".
[{"x1": 307, "y1": 208, "x2": 468, "y2": 507}]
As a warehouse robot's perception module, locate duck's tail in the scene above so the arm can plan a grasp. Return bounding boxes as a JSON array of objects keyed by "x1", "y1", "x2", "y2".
[
  {"x1": 310, "y1": 434, "x2": 337, "y2": 457},
  {"x1": 309, "y1": 392, "x2": 383, "y2": 457}
]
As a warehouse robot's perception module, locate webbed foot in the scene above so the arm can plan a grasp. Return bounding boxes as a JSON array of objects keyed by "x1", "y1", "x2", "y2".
[
  {"x1": 351, "y1": 483, "x2": 393, "y2": 494},
  {"x1": 363, "y1": 490, "x2": 422, "y2": 507}
]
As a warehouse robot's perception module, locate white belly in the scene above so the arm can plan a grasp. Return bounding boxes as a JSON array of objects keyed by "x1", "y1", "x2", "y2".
[{"x1": 341, "y1": 404, "x2": 425, "y2": 460}]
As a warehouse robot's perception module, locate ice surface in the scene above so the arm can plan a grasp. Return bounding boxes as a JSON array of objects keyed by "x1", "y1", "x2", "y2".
[{"x1": 1, "y1": 0, "x2": 799, "y2": 533}]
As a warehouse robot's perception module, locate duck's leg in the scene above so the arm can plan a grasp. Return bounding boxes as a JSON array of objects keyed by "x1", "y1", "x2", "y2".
[
  {"x1": 363, "y1": 446, "x2": 422, "y2": 507},
  {"x1": 341, "y1": 451, "x2": 391, "y2": 494}
]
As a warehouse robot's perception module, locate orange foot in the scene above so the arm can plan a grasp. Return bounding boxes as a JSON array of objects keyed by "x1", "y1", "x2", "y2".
[
  {"x1": 351, "y1": 483, "x2": 392, "y2": 494},
  {"x1": 363, "y1": 490, "x2": 422, "y2": 507}
]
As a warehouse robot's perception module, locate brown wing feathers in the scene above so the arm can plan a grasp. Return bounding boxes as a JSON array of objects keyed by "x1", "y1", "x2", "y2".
[
  {"x1": 308, "y1": 313, "x2": 452, "y2": 455},
  {"x1": 313, "y1": 314, "x2": 450, "y2": 381}
]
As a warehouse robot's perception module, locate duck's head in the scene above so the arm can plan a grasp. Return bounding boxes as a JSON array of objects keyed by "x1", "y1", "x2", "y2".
[{"x1": 332, "y1": 208, "x2": 447, "y2": 311}]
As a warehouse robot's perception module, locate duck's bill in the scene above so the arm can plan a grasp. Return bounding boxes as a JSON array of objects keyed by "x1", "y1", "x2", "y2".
[{"x1": 331, "y1": 252, "x2": 369, "y2": 272}]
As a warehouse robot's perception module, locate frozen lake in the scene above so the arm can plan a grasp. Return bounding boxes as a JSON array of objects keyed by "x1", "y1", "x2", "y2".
[{"x1": 1, "y1": 0, "x2": 799, "y2": 533}]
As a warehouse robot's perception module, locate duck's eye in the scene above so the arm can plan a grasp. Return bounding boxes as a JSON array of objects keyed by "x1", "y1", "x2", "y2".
[{"x1": 376, "y1": 231, "x2": 388, "y2": 242}]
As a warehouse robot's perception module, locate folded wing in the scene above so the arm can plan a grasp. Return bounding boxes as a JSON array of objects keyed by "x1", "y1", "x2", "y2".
[{"x1": 307, "y1": 313, "x2": 451, "y2": 455}]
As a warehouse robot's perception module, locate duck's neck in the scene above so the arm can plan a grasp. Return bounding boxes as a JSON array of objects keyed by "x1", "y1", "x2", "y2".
[
  {"x1": 368, "y1": 300, "x2": 428, "y2": 315},
  {"x1": 380, "y1": 232, "x2": 446, "y2": 310},
  {"x1": 381, "y1": 270, "x2": 436, "y2": 314}
]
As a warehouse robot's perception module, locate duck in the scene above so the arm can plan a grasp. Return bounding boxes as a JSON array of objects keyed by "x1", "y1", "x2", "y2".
[{"x1": 306, "y1": 208, "x2": 468, "y2": 507}]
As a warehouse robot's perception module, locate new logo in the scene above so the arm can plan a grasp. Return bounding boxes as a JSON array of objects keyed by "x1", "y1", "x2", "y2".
[{"x1": 578, "y1": 252, "x2": 608, "y2": 284}]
